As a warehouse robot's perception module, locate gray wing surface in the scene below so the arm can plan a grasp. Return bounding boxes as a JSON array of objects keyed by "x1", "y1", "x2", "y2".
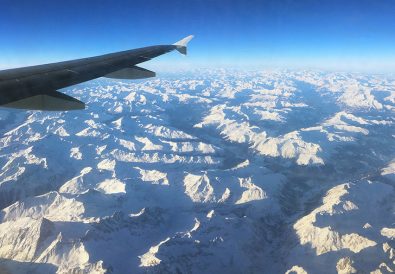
[{"x1": 0, "y1": 35, "x2": 193, "y2": 110}]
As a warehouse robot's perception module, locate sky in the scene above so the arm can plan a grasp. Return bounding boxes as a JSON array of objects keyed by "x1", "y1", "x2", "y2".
[{"x1": 0, "y1": 0, "x2": 394, "y2": 73}]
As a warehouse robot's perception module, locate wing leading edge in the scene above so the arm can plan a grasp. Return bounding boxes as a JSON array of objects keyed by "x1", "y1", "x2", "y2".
[{"x1": 0, "y1": 35, "x2": 194, "y2": 111}]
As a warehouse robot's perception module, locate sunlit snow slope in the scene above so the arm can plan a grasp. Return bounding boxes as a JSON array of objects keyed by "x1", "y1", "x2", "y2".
[{"x1": 0, "y1": 69, "x2": 393, "y2": 274}]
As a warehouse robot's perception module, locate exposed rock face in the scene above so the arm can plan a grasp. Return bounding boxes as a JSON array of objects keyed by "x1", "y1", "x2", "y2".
[{"x1": 0, "y1": 69, "x2": 394, "y2": 273}]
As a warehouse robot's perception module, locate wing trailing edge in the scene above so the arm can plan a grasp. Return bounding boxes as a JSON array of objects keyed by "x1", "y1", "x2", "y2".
[
  {"x1": 104, "y1": 66, "x2": 155, "y2": 80},
  {"x1": 2, "y1": 91, "x2": 85, "y2": 111}
]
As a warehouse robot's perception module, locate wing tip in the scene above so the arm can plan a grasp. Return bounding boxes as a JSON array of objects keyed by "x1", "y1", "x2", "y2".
[
  {"x1": 173, "y1": 35, "x2": 194, "y2": 47},
  {"x1": 173, "y1": 35, "x2": 194, "y2": 55}
]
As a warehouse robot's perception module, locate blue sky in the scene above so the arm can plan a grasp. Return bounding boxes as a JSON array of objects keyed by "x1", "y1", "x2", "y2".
[{"x1": 0, "y1": 0, "x2": 394, "y2": 72}]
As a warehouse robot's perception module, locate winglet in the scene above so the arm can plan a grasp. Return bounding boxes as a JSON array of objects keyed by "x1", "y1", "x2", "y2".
[{"x1": 173, "y1": 35, "x2": 194, "y2": 55}]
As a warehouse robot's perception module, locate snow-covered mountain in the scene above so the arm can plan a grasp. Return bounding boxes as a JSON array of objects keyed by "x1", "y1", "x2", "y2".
[{"x1": 0, "y1": 69, "x2": 393, "y2": 273}]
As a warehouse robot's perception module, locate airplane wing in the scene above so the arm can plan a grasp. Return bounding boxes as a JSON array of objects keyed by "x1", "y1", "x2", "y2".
[{"x1": 0, "y1": 35, "x2": 194, "y2": 111}]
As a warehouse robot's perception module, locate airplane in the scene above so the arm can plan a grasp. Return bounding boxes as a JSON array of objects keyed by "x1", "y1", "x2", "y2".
[{"x1": 0, "y1": 35, "x2": 193, "y2": 111}]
